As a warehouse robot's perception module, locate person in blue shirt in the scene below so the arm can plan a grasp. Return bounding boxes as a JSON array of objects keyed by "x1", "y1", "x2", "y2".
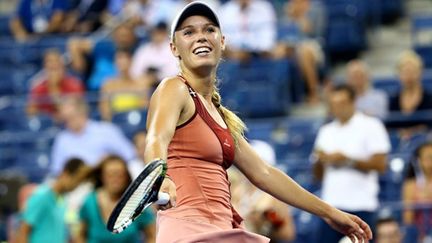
[
  {"x1": 68, "y1": 23, "x2": 138, "y2": 90},
  {"x1": 51, "y1": 96, "x2": 136, "y2": 175},
  {"x1": 76, "y1": 155, "x2": 156, "y2": 243},
  {"x1": 10, "y1": 0, "x2": 67, "y2": 41},
  {"x1": 18, "y1": 158, "x2": 90, "y2": 243}
]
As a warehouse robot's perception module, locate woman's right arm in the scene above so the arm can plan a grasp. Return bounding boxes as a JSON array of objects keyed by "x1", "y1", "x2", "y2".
[
  {"x1": 143, "y1": 77, "x2": 191, "y2": 206},
  {"x1": 74, "y1": 222, "x2": 87, "y2": 243},
  {"x1": 68, "y1": 38, "x2": 93, "y2": 74},
  {"x1": 402, "y1": 179, "x2": 416, "y2": 225}
]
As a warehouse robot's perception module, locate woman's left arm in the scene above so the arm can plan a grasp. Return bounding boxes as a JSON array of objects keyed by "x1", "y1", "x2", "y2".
[{"x1": 234, "y1": 137, "x2": 372, "y2": 242}]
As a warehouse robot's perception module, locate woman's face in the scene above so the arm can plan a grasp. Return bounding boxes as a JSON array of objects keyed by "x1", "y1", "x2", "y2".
[
  {"x1": 171, "y1": 15, "x2": 225, "y2": 72},
  {"x1": 419, "y1": 145, "x2": 432, "y2": 176},
  {"x1": 102, "y1": 159, "x2": 130, "y2": 195},
  {"x1": 399, "y1": 59, "x2": 422, "y2": 87}
]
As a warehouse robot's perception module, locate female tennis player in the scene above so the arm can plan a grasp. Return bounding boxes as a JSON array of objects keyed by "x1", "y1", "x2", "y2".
[{"x1": 144, "y1": 2, "x2": 373, "y2": 242}]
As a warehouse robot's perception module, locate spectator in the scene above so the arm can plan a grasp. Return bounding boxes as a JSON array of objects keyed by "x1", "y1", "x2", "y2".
[
  {"x1": 106, "y1": 0, "x2": 180, "y2": 33},
  {"x1": 272, "y1": 0, "x2": 326, "y2": 104},
  {"x1": 27, "y1": 48, "x2": 85, "y2": 119},
  {"x1": 219, "y1": 0, "x2": 277, "y2": 61},
  {"x1": 51, "y1": 96, "x2": 136, "y2": 175},
  {"x1": 230, "y1": 139, "x2": 296, "y2": 242},
  {"x1": 75, "y1": 155, "x2": 156, "y2": 243},
  {"x1": 62, "y1": 0, "x2": 108, "y2": 33},
  {"x1": 346, "y1": 60, "x2": 388, "y2": 119},
  {"x1": 18, "y1": 158, "x2": 90, "y2": 243},
  {"x1": 9, "y1": 0, "x2": 67, "y2": 41},
  {"x1": 130, "y1": 21, "x2": 178, "y2": 81},
  {"x1": 313, "y1": 84, "x2": 391, "y2": 242},
  {"x1": 128, "y1": 130, "x2": 147, "y2": 179},
  {"x1": 68, "y1": 23, "x2": 138, "y2": 90},
  {"x1": 376, "y1": 217, "x2": 403, "y2": 243},
  {"x1": 390, "y1": 50, "x2": 432, "y2": 114},
  {"x1": 403, "y1": 142, "x2": 432, "y2": 241},
  {"x1": 99, "y1": 49, "x2": 152, "y2": 121}
]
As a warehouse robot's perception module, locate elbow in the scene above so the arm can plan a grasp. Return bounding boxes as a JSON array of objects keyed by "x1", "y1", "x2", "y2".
[
  {"x1": 250, "y1": 167, "x2": 271, "y2": 190},
  {"x1": 377, "y1": 161, "x2": 387, "y2": 174}
]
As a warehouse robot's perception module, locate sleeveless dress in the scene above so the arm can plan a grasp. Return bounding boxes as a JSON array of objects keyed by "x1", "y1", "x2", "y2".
[{"x1": 155, "y1": 76, "x2": 269, "y2": 243}]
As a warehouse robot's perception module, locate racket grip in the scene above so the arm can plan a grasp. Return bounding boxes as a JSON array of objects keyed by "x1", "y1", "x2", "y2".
[{"x1": 155, "y1": 192, "x2": 170, "y2": 205}]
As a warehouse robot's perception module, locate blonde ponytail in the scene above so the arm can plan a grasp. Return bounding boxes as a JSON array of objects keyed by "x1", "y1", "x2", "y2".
[{"x1": 211, "y1": 85, "x2": 247, "y2": 146}]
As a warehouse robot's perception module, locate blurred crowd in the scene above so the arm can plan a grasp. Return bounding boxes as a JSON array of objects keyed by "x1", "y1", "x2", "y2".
[{"x1": 0, "y1": 0, "x2": 432, "y2": 242}]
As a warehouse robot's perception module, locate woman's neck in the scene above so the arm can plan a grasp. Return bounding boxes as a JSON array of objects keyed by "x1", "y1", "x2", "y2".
[
  {"x1": 100, "y1": 188, "x2": 121, "y2": 201},
  {"x1": 180, "y1": 68, "x2": 216, "y2": 99},
  {"x1": 403, "y1": 82, "x2": 421, "y2": 93}
]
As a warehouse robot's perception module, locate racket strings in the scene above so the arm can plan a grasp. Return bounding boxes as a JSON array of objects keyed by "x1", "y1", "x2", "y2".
[{"x1": 114, "y1": 166, "x2": 163, "y2": 228}]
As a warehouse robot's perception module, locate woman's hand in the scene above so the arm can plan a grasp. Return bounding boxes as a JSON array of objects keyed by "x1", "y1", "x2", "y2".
[
  {"x1": 324, "y1": 208, "x2": 373, "y2": 243},
  {"x1": 157, "y1": 177, "x2": 177, "y2": 210}
]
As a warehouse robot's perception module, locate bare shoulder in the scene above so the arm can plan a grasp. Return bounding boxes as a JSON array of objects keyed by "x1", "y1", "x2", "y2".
[
  {"x1": 101, "y1": 78, "x2": 119, "y2": 92},
  {"x1": 152, "y1": 76, "x2": 190, "y2": 98}
]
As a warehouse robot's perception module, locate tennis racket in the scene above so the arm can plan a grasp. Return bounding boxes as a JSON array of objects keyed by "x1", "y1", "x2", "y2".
[{"x1": 107, "y1": 158, "x2": 170, "y2": 233}]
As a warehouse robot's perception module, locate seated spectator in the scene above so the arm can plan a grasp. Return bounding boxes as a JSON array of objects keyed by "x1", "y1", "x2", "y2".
[
  {"x1": 27, "y1": 48, "x2": 85, "y2": 119},
  {"x1": 219, "y1": 0, "x2": 277, "y2": 62},
  {"x1": 229, "y1": 139, "x2": 296, "y2": 242},
  {"x1": 99, "y1": 49, "x2": 153, "y2": 121},
  {"x1": 376, "y1": 217, "x2": 403, "y2": 243},
  {"x1": 68, "y1": 23, "x2": 138, "y2": 90},
  {"x1": 105, "y1": 0, "x2": 180, "y2": 33},
  {"x1": 51, "y1": 96, "x2": 136, "y2": 175},
  {"x1": 18, "y1": 158, "x2": 90, "y2": 243},
  {"x1": 346, "y1": 60, "x2": 388, "y2": 119},
  {"x1": 272, "y1": 0, "x2": 326, "y2": 104},
  {"x1": 403, "y1": 142, "x2": 432, "y2": 241},
  {"x1": 76, "y1": 155, "x2": 156, "y2": 243},
  {"x1": 130, "y1": 22, "x2": 178, "y2": 82},
  {"x1": 62, "y1": 0, "x2": 108, "y2": 33},
  {"x1": 9, "y1": 0, "x2": 67, "y2": 41},
  {"x1": 390, "y1": 50, "x2": 432, "y2": 114}
]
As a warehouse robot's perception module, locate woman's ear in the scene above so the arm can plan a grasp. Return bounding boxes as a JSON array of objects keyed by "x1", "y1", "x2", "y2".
[
  {"x1": 221, "y1": 35, "x2": 226, "y2": 51},
  {"x1": 170, "y1": 42, "x2": 181, "y2": 59}
]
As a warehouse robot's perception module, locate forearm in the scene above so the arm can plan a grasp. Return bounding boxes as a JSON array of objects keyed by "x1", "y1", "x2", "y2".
[
  {"x1": 143, "y1": 136, "x2": 169, "y2": 163},
  {"x1": 351, "y1": 159, "x2": 385, "y2": 173},
  {"x1": 17, "y1": 223, "x2": 30, "y2": 243},
  {"x1": 46, "y1": 12, "x2": 64, "y2": 33},
  {"x1": 10, "y1": 18, "x2": 28, "y2": 37},
  {"x1": 255, "y1": 167, "x2": 333, "y2": 219},
  {"x1": 68, "y1": 40, "x2": 88, "y2": 73}
]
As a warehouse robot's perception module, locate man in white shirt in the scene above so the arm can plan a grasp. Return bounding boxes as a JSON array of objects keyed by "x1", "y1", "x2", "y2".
[
  {"x1": 313, "y1": 84, "x2": 391, "y2": 242},
  {"x1": 218, "y1": 0, "x2": 277, "y2": 61}
]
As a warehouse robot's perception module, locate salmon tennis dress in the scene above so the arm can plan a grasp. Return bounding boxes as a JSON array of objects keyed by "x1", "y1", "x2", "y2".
[{"x1": 155, "y1": 76, "x2": 269, "y2": 243}]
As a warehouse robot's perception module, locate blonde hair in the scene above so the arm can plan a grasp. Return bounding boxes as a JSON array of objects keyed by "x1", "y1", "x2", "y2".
[
  {"x1": 397, "y1": 50, "x2": 424, "y2": 71},
  {"x1": 211, "y1": 84, "x2": 247, "y2": 146}
]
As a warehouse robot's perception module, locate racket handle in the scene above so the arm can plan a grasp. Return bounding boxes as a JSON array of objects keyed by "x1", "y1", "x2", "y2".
[{"x1": 155, "y1": 192, "x2": 170, "y2": 205}]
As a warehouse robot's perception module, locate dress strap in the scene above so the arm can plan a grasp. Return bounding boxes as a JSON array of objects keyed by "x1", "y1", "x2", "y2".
[{"x1": 177, "y1": 75, "x2": 197, "y2": 98}]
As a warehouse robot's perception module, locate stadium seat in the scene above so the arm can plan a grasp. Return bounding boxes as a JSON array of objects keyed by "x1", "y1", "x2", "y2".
[
  {"x1": 412, "y1": 15, "x2": 432, "y2": 68},
  {"x1": 15, "y1": 151, "x2": 50, "y2": 183},
  {"x1": 111, "y1": 109, "x2": 148, "y2": 139},
  {"x1": 219, "y1": 58, "x2": 291, "y2": 118}
]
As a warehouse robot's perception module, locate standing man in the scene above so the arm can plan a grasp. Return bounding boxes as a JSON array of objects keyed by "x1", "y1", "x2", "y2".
[{"x1": 313, "y1": 84, "x2": 391, "y2": 242}]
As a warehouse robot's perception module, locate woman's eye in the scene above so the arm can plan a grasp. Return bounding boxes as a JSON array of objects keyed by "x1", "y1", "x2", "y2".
[
  {"x1": 184, "y1": 30, "x2": 193, "y2": 36},
  {"x1": 206, "y1": 27, "x2": 215, "y2": 33}
]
